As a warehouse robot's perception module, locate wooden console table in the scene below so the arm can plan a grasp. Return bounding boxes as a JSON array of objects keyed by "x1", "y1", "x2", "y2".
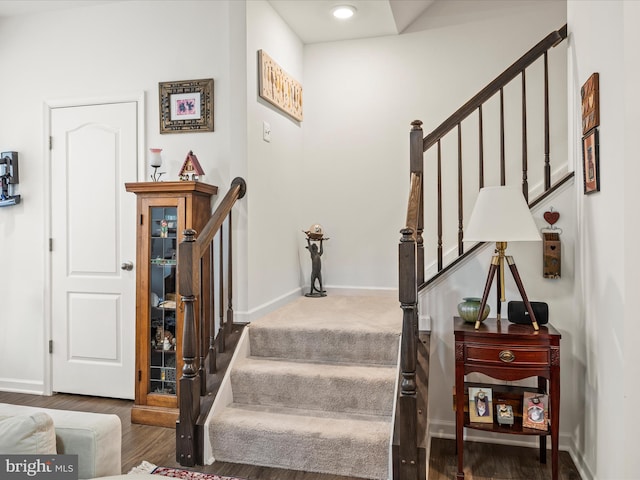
[{"x1": 454, "y1": 317, "x2": 561, "y2": 479}]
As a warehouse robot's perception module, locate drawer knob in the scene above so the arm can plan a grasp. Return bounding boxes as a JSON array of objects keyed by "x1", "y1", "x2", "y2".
[{"x1": 499, "y1": 350, "x2": 515, "y2": 363}]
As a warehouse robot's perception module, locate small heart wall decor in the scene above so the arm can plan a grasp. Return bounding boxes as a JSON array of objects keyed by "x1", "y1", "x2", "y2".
[{"x1": 543, "y1": 210, "x2": 560, "y2": 225}]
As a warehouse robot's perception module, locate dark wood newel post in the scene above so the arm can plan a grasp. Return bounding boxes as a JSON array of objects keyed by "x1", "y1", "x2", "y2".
[
  {"x1": 399, "y1": 227, "x2": 418, "y2": 480},
  {"x1": 176, "y1": 229, "x2": 201, "y2": 467},
  {"x1": 410, "y1": 120, "x2": 424, "y2": 286}
]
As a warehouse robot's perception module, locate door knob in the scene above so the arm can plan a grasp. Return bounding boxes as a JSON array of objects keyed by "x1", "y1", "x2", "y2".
[{"x1": 121, "y1": 261, "x2": 134, "y2": 271}]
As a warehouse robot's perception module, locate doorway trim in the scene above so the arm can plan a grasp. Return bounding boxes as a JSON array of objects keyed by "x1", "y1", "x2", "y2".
[{"x1": 43, "y1": 93, "x2": 145, "y2": 395}]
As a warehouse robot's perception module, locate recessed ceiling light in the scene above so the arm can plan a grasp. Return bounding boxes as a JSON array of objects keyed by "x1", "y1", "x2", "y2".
[{"x1": 332, "y1": 5, "x2": 356, "y2": 20}]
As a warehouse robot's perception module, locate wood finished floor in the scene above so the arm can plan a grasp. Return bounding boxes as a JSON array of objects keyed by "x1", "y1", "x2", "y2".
[{"x1": 0, "y1": 391, "x2": 582, "y2": 479}]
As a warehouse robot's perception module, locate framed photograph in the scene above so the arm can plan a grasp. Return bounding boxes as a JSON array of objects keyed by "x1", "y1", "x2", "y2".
[
  {"x1": 522, "y1": 392, "x2": 549, "y2": 431},
  {"x1": 468, "y1": 386, "x2": 493, "y2": 423},
  {"x1": 582, "y1": 128, "x2": 600, "y2": 194},
  {"x1": 159, "y1": 78, "x2": 214, "y2": 133}
]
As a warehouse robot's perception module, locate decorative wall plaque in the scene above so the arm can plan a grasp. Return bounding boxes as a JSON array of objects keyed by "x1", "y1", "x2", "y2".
[
  {"x1": 581, "y1": 73, "x2": 599, "y2": 135},
  {"x1": 258, "y1": 50, "x2": 303, "y2": 122}
]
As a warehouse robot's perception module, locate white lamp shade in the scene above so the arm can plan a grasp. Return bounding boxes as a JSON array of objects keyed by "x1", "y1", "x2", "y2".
[{"x1": 464, "y1": 186, "x2": 541, "y2": 242}]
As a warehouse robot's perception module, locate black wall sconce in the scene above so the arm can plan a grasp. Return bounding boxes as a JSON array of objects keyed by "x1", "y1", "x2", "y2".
[{"x1": 0, "y1": 151, "x2": 20, "y2": 207}]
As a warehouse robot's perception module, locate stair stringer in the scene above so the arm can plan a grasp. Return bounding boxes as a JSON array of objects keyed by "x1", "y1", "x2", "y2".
[{"x1": 202, "y1": 326, "x2": 251, "y2": 465}]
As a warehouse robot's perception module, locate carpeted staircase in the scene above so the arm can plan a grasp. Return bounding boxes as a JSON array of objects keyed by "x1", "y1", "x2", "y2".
[{"x1": 207, "y1": 295, "x2": 401, "y2": 479}]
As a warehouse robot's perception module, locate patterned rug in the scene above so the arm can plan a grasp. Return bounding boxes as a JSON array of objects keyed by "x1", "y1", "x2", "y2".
[{"x1": 128, "y1": 462, "x2": 244, "y2": 480}]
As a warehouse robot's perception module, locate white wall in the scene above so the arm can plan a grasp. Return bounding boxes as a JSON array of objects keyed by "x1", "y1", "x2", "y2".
[
  {"x1": 303, "y1": 0, "x2": 567, "y2": 290},
  {"x1": 569, "y1": 1, "x2": 640, "y2": 478},
  {"x1": 244, "y1": 0, "x2": 305, "y2": 318},
  {"x1": 0, "y1": 1, "x2": 239, "y2": 393}
]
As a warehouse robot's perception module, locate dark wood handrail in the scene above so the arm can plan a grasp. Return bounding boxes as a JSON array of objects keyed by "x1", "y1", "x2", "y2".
[
  {"x1": 423, "y1": 24, "x2": 567, "y2": 152},
  {"x1": 176, "y1": 177, "x2": 246, "y2": 467},
  {"x1": 194, "y1": 177, "x2": 246, "y2": 255}
]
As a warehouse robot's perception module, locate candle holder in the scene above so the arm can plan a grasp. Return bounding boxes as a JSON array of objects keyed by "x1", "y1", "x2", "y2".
[{"x1": 149, "y1": 148, "x2": 165, "y2": 182}]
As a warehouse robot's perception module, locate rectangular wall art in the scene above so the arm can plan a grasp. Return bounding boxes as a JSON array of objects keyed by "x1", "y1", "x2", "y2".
[
  {"x1": 258, "y1": 50, "x2": 303, "y2": 122},
  {"x1": 581, "y1": 73, "x2": 599, "y2": 135},
  {"x1": 159, "y1": 78, "x2": 214, "y2": 133},
  {"x1": 582, "y1": 128, "x2": 600, "y2": 194}
]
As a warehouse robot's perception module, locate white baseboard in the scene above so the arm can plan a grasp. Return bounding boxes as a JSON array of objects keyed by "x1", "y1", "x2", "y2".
[{"x1": 0, "y1": 378, "x2": 46, "y2": 395}]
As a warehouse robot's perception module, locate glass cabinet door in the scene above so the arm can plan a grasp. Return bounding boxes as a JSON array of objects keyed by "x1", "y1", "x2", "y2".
[{"x1": 149, "y1": 206, "x2": 178, "y2": 395}]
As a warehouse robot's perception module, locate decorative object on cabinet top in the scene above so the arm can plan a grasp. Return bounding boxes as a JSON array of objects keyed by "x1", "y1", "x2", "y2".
[{"x1": 178, "y1": 150, "x2": 205, "y2": 181}]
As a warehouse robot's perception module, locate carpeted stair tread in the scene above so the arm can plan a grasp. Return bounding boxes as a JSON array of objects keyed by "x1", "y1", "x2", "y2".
[
  {"x1": 208, "y1": 295, "x2": 401, "y2": 479},
  {"x1": 248, "y1": 296, "x2": 400, "y2": 365},
  {"x1": 231, "y1": 357, "x2": 396, "y2": 415},
  {"x1": 210, "y1": 403, "x2": 391, "y2": 479}
]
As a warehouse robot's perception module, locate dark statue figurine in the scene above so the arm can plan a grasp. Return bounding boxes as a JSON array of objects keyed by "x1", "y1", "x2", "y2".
[
  {"x1": 302, "y1": 224, "x2": 329, "y2": 297},
  {"x1": 305, "y1": 237, "x2": 326, "y2": 297}
]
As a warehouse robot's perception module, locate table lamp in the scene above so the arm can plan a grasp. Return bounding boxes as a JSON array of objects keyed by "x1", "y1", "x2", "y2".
[{"x1": 464, "y1": 186, "x2": 541, "y2": 330}]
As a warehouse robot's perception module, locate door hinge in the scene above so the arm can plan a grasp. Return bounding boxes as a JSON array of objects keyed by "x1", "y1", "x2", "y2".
[
  {"x1": 138, "y1": 370, "x2": 142, "y2": 382},
  {"x1": 139, "y1": 214, "x2": 143, "y2": 225},
  {"x1": 49, "y1": 136, "x2": 53, "y2": 150},
  {"x1": 48, "y1": 340, "x2": 53, "y2": 354},
  {"x1": 49, "y1": 238, "x2": 53, "y2": 252}
]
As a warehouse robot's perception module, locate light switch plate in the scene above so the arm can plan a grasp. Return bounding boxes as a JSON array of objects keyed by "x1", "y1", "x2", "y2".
[{"x1": 263, "y1": 122, "x2": 271, "y2": 142}]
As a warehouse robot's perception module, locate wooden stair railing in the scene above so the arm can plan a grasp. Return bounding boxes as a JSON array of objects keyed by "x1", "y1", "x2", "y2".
[
  {"x1": 176, "y1": 177, "x2": 246, "y2": 467},
  {"x1": 395, "y1": 25, "x2": 570, "y2": 480}
]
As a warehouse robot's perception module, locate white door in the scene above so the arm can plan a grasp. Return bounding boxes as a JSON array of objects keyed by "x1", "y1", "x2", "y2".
[{"x1": 50, "y1": 102, "x2": 138, "y2": 399}]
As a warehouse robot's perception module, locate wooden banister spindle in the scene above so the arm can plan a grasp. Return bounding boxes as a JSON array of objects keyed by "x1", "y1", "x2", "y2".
[
  {"x1": 478, "y1": 105, "x2": 484, "y2": 190},
  {"x1": 226, "y1": 211, "x2": 234, "y2": 335},
  {"x1": 218, "y1": 226, "x2": 225, "y2": 354},
  {"x1": 398, "y1": 227, "x2": 418, "y2": 480},
  {"x1": 208, "y1": 241, "x2": 216, "y2": 373},
  {"x1": 521, "y1": 70, "x2": 529, "y2": 202},
  {"x1": 437, "y1": 140, "x2": 443, "y2": 271},
  {"x1": 500, "y1": 88, "x2": 506, "y2": 185},
  {"x1": 410, "y1": 120, "x2": 424, "y2": 286},
  {"x1": 457, "y1": 123, "x2": 464, "y2": 255},
  {"x1": 176, "y1": 228, "x2": 200, "y2": 467},
  {"x1": 544, "y1": 51, "x2": 551, "y2": 190},
  {"x1": 198, "y1": 258, "x2": 206, "y2": 396}
]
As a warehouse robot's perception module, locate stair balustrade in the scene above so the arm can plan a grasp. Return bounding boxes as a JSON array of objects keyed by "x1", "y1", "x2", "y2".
[
  {"x1": 396, "y1": 25, "x2": 570, "y2": 479},
  {"x1": 175, "y1": 177, "x2": 246, "y2": 467}
]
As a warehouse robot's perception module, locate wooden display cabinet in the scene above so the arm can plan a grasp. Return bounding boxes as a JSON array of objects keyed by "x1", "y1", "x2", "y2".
[{"x1": 125, "y1": 181, "x2": 217, "y2": 428}]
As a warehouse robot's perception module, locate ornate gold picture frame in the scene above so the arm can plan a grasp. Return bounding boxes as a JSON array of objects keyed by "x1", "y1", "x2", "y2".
[{"x1": 159, "y1": 78, "x2": 214, "y2": 133}]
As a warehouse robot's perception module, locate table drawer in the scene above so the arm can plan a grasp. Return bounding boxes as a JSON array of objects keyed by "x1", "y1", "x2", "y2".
[{"x1": 466, "y1": 345, "x2": 549, "y2": 367}]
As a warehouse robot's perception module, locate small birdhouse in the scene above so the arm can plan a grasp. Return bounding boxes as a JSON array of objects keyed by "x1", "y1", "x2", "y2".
[{"x1": 178, "y1": 150, "x2": 205, "y2": 181}]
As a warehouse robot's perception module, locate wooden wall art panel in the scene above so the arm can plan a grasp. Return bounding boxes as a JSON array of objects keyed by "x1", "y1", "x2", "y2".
[
  {"x1": 258, "y1": 50, "x2": 303, "y2": 122},
  {"x1": 581, "y1": 73, "x2": 599, "y2": 135}
]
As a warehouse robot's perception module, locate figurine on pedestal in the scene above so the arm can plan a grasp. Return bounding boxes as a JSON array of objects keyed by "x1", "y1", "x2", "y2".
[{"x1": 303, "y1": 224, "x2": 329, "y2": 298}]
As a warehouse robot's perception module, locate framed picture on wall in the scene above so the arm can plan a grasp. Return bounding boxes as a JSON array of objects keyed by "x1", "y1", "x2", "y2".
[
  {"x1": 159, "y1": 78, "x2": 214, "y2": 133},
  {"x1": 582, "y1": 128, "x2": 600, "y2": 194}
]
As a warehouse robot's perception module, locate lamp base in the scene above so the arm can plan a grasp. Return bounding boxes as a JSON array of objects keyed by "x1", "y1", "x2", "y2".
[{"x1": 475, "y1": 249, "x2": 539, "y2": 331}]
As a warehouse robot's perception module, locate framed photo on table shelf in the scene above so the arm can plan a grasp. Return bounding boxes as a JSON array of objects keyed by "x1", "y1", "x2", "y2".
[
  {"x1": 469, "y1": 386, "x2": 493, "y2": 423},
  {"x1": 523, "y1": 392, "x2": 549, "y2": 431}
]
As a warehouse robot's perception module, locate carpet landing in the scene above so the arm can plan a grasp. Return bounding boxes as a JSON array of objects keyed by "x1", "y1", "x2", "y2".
[{"x1": 208, "y1": 295, "x2": 402, "y2": 480}]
